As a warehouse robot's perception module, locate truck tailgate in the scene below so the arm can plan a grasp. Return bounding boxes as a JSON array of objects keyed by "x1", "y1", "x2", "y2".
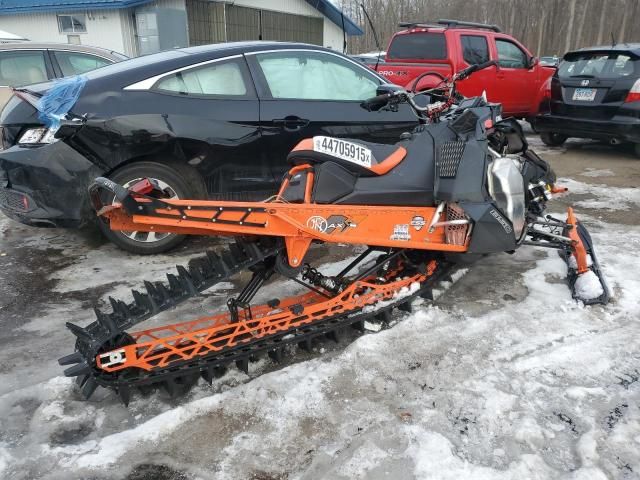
[{"x1": 376, "y1": 63, "x2": 453, "y2": 89}]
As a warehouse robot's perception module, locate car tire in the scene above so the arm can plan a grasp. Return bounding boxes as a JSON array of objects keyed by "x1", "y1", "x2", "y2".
[
  {"x1": 634, "y1": 143, "x2": 640, "y2": 158},
  {"x1": 540, "y1": 132, "x2": 568, "y2": 147},
  {"x1": 97, "y1": 160, "x2": 206, "y2": 255}
]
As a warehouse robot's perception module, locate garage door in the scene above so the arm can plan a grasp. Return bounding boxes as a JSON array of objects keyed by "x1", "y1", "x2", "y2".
[
  {"x1": 226, "y1": 5, "x2": 323, "y2": 45},
  {"x1": 186, "y1": 0, "x2": 225, "y2": 46}
]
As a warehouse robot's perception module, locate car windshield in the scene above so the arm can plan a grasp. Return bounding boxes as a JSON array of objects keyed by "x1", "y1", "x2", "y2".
[
  {"x1": 559, "y1": 51, "x2": 639, "y2": 79},
  {"x1": 387, "y1": 32, "x2": 447, "y2": 60}
]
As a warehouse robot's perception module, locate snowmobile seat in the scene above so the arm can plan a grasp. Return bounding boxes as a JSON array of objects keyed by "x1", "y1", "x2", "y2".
[{"x1": 287, "y1": 137, "x2": 407, "y2": 177}]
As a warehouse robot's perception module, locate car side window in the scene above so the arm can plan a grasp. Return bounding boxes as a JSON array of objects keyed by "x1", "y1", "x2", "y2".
[
  {"x1": 53, "y1": 51, "x2": 112, "y2": 76},
  {"x1": 255, "y1": 51, "x2": 380, "y2": 101},
  {"x1": 461, "y1": 35, "x2": 489, "y2": 65},
  {"x1": 0, "y1": 50, "x2": 48, "y2": 87},
  {"x1": 496, "y1": 40, "x2": 528, "y2": 69},
  {"x1": 155, "y1": 59, "x2": 250, "y2": 97}
]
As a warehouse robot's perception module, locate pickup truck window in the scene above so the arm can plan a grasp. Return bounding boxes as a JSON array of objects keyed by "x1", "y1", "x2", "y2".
[
  {"x1": 387, "y1": 32, "x2": 447, "y2": 60},
  {"x1": 461, "y1": 35, "x2": 489, "y2": 65},
  {"x1": 496, "y1": 39, "x2": 528, "y2": 69}
]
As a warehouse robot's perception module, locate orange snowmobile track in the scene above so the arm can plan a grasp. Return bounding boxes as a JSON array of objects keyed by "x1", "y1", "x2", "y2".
[{"x1": 97, "y1": 260, "x2": 437, "y2": 373}]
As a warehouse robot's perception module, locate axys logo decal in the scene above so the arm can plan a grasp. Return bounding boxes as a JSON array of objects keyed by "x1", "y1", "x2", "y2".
[
  {"x1": 306, "y1": 215, "x2": 357, "y2": 234},
  {"x1": 490, "y1": 209, "x2": 513, "y2": 234},
  {"x1": 410, "y1": 215, "x2": 426, "y2": 231}
]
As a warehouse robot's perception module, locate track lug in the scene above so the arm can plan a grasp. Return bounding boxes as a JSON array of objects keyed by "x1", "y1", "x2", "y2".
[
  {"x1": 81, "y1": 377, "x2": 99, "y2": 399},
  {"x1": 64, "y1": 362, "x2": 92, "y2": 377},
  {"x1": 201, "y1": 367, "x2": 214, "y2": 385},
  {"x1": 351, "y1": 320, "x2": 365, "y2": 332},
  {"x1": 375, "y1": 310, "x2": 392, "y2": 323},
  {"x1": 177, "y1": 265, "x2": 197, "y2": 294},
  {"x1": 76, "y1": 374, "x2": 89, "y2": 388},
  {"x1": 131, "y1": 289, "x2": 147, "y2": 309},
  {"x1": 398, "y1": 301, "x2": 413, "y2": 313},
  {"x1": 206, "y1": 251, "x2": 227, "y2": 275},
  {"x1": 66, "y1": 322, "x2": 92, "y2": 341},
  {"x1": 94, "y1": 308, "x2": 118, "y2": 334},
  {"x1": 154, "y1": 282, "x2": 172, "y2": 304},
  {"x1": 58, "y1": 351, "x2": 83, "y2": 366},
  {"x1": 298, "y1": 338, "x2": 313, "y2": 352},
  {"x1": 214, "y1": 366, "x2": 227, "y2": 378},
  {"x1": 420, "y1": 289, "x2": 434, "y2": 301},
  {"x1": 268, "y1": 348, "x2": 284, "y2": 363},
  {"x1": 163, "y1": 378, "x2": 178, "y2": 397},
  {"x1": 109, "y1": 296, "x2": 130, "y2": 319},
  {"x1": 236, "y1": 358, "x2": 249, "y2": 374},
  {"x1": 166, "y1": 273, "x2": 182, "y2": 293},
  {"x1": 326, "y1": 330, "x2": 340, "y2": 343},
  {"x1": 118, "y1": 385, "x2": 131, "y2": 406}
]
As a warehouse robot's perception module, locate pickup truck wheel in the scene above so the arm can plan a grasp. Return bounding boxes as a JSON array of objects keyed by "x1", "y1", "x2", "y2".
[
  {"x1": 98, "y1": 160, "x2": 206, "y2": 255},
  {"x1": 540, "y1": 132, "x2": 567, "y2": 147}
]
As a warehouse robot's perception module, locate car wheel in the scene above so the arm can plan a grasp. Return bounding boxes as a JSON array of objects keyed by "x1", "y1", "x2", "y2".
[
  {"x1": 98, "y1": 161, "x2": 206, "y2": 255},
  {"x1": 540, "y1": 132, "x2": 568, "y2": 147}
]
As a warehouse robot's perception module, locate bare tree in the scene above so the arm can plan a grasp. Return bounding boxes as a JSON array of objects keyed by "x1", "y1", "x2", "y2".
[{"x1": 339, "y1": 0, "x2": 640, "y2": 56}]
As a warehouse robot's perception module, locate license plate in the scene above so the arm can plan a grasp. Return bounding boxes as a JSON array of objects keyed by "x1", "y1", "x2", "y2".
[
  {"x1": 573, "y1": 88, "x2": 597, "y2": 101},
  {"x1": 313, "y1": 136, "x2": 372, "y2": 168}
]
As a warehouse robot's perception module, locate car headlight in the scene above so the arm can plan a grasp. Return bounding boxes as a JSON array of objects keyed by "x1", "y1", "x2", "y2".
[{"x1": 18, "y1": 127, "x2": 59, "y2": 145}]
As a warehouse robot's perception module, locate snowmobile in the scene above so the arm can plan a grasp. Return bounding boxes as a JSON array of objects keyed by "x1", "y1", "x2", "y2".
[{"x1": 59, "y1": 60, "x2": 609, "y2": 405}]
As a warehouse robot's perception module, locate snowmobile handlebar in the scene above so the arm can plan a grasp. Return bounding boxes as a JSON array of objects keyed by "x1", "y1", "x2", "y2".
[
  {"x1": 456, "y1": 60, "x2": 497, "y2": 81},
  {"x1": 361, "y1": 60, "x2": 498, "y2": 117},
  {"x1": 361, "y1": 92, "x2": 395, "y2": 112}
]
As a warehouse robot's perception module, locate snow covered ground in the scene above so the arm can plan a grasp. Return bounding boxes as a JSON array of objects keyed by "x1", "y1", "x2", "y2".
[{"x1": 0, "y1": 150, "x2": 639, "y2": 479}]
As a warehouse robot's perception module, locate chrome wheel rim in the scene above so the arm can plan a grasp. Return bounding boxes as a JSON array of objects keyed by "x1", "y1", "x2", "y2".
[{"x1": 116, "y1": 177, "x2": 178, "y2": 243}]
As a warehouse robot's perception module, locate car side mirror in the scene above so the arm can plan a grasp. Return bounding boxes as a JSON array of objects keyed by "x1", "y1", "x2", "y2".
[
  {"x1": 528, "y1": 56, "x2": 538, "y2": 69},
  {"x1": 375, "y1": 83, "x2": 404, "y2": 96}
]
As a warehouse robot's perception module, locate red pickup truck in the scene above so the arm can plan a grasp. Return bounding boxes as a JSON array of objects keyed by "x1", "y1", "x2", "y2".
[{"x1": 374, "y1": 20, "x2": 555, "y2": 119}]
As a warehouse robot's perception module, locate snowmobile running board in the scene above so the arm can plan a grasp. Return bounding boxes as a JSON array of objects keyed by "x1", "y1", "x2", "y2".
[{"x1": 59, "y1": 177, "x2": 609, "y2": 404}]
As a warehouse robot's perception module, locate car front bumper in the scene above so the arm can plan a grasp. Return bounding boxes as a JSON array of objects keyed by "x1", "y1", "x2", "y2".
[
  {"x1": 0, "y1": 140, "x2": 103, "y2": 228},
  {"x1": 533, "y1": 114, "x2": 640, "y2": 143}
]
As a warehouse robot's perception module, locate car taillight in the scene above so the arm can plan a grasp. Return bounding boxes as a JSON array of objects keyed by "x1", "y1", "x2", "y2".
[
  {"x1": 542, "y1": 77, "x2": 552, "y2": 98},
  {"x1": 625, "y1": 79, "x2": 640, "y2": 103}
]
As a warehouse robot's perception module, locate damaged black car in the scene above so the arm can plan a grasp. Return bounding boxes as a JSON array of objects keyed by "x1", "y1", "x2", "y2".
[{"x1": 0, "y1": 41, "x2": 416, "y2": 253}]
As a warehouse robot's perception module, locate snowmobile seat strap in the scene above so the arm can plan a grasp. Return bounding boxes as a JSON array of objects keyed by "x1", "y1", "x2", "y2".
[{"x1": 287, "y1": 137, "x2": 407, "y2": 177}]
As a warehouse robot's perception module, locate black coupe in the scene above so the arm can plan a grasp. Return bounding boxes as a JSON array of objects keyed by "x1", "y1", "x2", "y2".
[{"x1": 0, "y1": 41, "x2": 416, "y2": 253}]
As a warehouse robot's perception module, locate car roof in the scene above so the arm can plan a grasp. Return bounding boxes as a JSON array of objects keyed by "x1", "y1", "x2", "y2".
[
  {"x1": 567, "y1": 43, "x2": 640, "y2": 56},
  {"x1": 0, "y1": 41, "x2": 125, "y2": 59},
  {"x1": 81, "y1": 41, "x2": 354, "y2": 86}
]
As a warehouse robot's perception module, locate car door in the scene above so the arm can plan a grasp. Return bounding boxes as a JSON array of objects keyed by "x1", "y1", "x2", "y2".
[
  {"x1": 457, "y1": 33, "x2": 497, "y2": 100},
  {"x1": 493, "y1": 38, "x2": 535, "y2": 114},
  {"x1": 49, "y1": 50, "x2": 113, "y2": 77},
  {"x1": 245, "y1": 49, "x2": 417, "y2": 180},
  {"x1": 94, "y1": 56, "x2": 265, "y2": 200}
]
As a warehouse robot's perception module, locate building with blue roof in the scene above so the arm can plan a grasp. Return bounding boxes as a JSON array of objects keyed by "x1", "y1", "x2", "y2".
[{"x1": 0, "y1": 0, "x2": 363, "y2": 57}]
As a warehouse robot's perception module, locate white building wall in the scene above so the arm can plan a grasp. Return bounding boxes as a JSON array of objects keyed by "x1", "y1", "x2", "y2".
[
  {"x1": 0, "y1": 10, "x2": 129, "y2": 54},
  {"x1": 322, "y1": 17, "x2": 345, "y2": 51}
]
